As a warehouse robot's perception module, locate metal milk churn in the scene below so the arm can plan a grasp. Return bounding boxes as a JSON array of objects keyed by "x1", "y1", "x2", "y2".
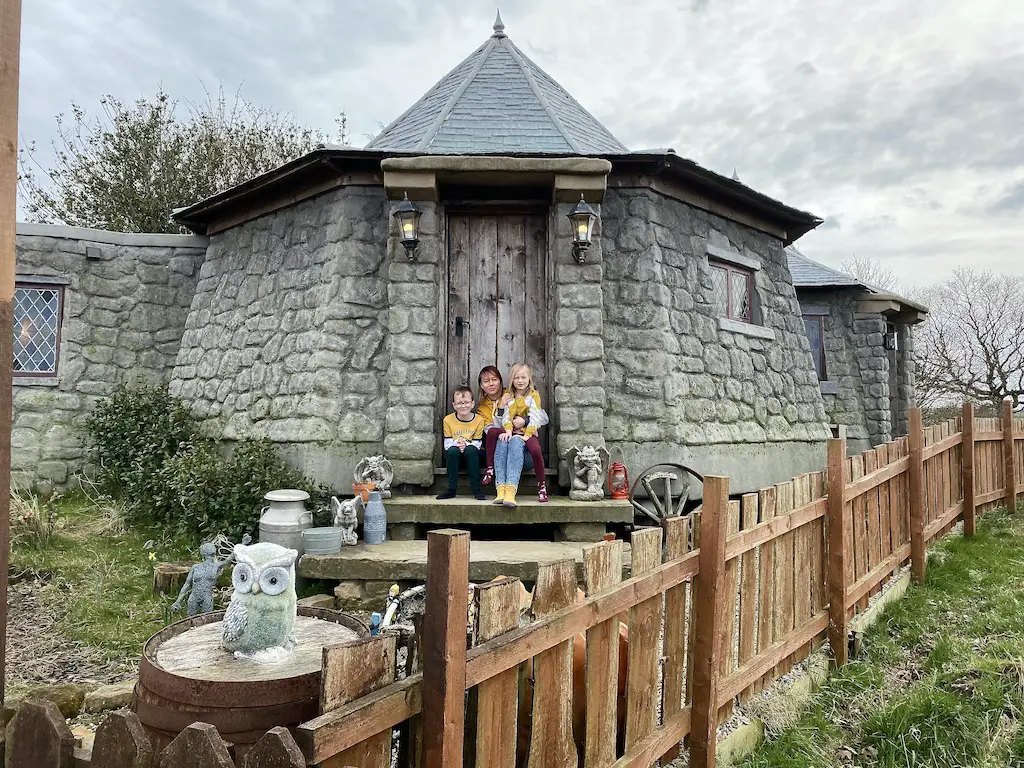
[
  {"x1": 363, "y1": 491, "x2": 388, "y2": 545},
  {"x1": 258, "y1": 489, "x2": 313, "y2": 556}
]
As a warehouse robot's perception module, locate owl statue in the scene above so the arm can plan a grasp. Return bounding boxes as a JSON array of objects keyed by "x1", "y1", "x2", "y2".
[{"x1": 221, "y1": 542, "x2": 298, "y2": 657}]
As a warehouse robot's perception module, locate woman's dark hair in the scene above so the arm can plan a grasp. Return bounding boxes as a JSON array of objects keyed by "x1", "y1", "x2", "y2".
[{"x1": 477, "y1": 365, "x2": 504, "y2": 394}]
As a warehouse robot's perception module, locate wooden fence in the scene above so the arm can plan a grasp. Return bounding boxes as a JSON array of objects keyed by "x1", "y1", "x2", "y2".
[{"x1": 6, "y1": 403, "x2": 1022, "y2": 768}]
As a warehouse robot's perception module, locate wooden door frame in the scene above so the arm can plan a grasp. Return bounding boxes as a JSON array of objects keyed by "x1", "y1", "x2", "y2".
[{"x1": 435, "y1": 205, "x2": 555, "y2": 468}]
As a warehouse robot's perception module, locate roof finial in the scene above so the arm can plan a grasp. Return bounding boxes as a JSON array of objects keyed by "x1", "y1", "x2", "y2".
[
  {"x1": 492, "y1": 9, "x2": 506, "y2": 37},
  {"x1": 731, "y1": 167, "x2": 740, "y2": 181}
]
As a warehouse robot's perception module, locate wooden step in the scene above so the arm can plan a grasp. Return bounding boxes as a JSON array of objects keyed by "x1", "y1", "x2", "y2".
[
  {"x1": 299, "y1": 539, "x2": 633, "y2": 584},
  {"x1": 384, "y1": 495, "x2": 632, "y2": 526}
]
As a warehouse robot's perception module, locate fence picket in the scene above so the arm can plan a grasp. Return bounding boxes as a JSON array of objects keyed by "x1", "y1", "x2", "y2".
[
  {"x1": 849, "y1": 456, "x2": 868, "y2": 610},
  {"x1": 5, "y1": 699, "x2": 75, "y2": 768},
  {"x1": 964, "y1": 403, "x2": 976, "y2": 536},
  {"x1": 755, "y1": 486, "x2": 776, "y2": 694},
  {"x1": 240, "y1": 727, "x2": 306, "y2": 768},
  {"x1": 689, "y1": 476, "x2": 730, "y2": 768},
  {"x1": 737, "y1": 493, "x2": 758, "y2": 703},
  {"x1": 527, "y1": 559, "x2": 579, "y2": 768},
  {"x1": 718, "y1": 500, "x2": 741, "y2": 722},
  {"x1": 773, "y1": 481, "x2": 795, "y2": 676},
  {"x1": 583, "y1": 539, "x2": 624, "y2": 768},
  {"x1": 661, "y1": 517, "x2": 691, "y2": 734},
  {"x1": 90, "y1": 710, "x2": 155, "y2": 768},
  {"x1": 474, "y1": 578, "x2": 523, "y2": 768},
  {"x1": 1005, "y1": 400, "x2": 1017, "y2": 512},
  {"x1": 909, "y1": 407, "x2": 927, "y2": 584},
  {"x1": 159, "y1": 723, "x2": 234, "y2": 768},
  {"x1": 863, "y1": 450, "x2": 881, "y2": 598},
  {"x1": 625, "y1": 527, "x2": 664, "y2": 750}
]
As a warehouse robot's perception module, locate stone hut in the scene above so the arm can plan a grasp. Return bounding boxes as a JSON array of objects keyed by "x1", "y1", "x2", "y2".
[
  {"x1": 13, "y1": 18, "x2": 924, "y2": 494},
  {"x1": 788, "y1": 248, "x2": 927, "y2": 454}
]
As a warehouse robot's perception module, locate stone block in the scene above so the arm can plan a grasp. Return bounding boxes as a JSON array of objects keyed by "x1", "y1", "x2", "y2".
[
  {"x1": 297, "y1": 594, "x2": 338, "y2": 610},
  {"x1": 83, "y1": 680, "x2": 135, "y2": 713},
  {"x1": 556, "y1": 522, "x2": 607, "y2": 542},
  {"x1": 556, "y1": 284, "x2": 602, "y2": 308}
]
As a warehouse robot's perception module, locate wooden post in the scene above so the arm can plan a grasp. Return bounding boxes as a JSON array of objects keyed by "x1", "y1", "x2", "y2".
[
  {"x1": 908, "y1": 407, "x2": 926, "y2": 585},
  {"x1": 962, "y1": 403, "x2": 976, "y2": 536},
  {"x1": 826, "y1": 439, "x2": 850, "y2": 667},
  {"x1": 688, "y1": 475, "x2": 730, "y2": 768},
  {"x1": 473, "y1": 578, "x2": 521, "y2": 768},
  {"x1": 422, "y1": 529, "x2": 470, "y2": 768},
  {"x1": 0, "y1": 0, "x2": 23, "y2": 709},
  {"x1": 1003, "y1": 399, "x2": 1017, "y2": 512}
]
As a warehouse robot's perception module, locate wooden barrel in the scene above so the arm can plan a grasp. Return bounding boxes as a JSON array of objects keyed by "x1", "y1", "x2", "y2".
[{"x1": 133, "y1": 606, "x2": 368, "y2": 753}]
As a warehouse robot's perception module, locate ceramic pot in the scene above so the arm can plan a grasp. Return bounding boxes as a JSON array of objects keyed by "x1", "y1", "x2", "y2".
[{"x1": 353, "y1": 481, "x2": 376, "y2": 503}]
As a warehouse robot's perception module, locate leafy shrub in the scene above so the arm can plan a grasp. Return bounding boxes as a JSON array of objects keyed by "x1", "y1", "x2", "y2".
[
  {"x1": 163, "y1": 438, "x2": 323, "y2": 540},
  {"x1": 83, "y1": 381, "x2": 196, "y2": 520},
  {"x1": 84, "y1": 382, "x2": 327, "y2": 540}
]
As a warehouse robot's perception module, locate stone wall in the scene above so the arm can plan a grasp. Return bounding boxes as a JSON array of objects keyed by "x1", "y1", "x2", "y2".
[
  {"x1": 169, "y1": 185, "x2": 391, "y2": 487},
  {"x1": 796, "y1": 289, "x2": 893, "y2": 454},
  {"x1": 599, "y1": 186, "x2": 831, "y2": 492},
  {"x1": 13, "y1": 224, "x2": 207, "y2": 487}
]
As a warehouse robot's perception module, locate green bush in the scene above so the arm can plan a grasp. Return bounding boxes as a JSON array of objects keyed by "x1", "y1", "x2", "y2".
[
  {"x1": 84, "y1": 381, "x2": 328, "y2": 540},
  {"x1": 163, "y1": 438, "x2": 323, "y2": 540},
  {"x1": 83, "y1": 381, "x2": 196, "y2": 521}
]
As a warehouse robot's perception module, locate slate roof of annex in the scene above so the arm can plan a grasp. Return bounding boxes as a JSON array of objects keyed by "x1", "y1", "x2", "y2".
[
  {"x1": 365, "y1": 14, "x2": 628, "y2": 155},
  {"x1": 786, "y1": 247, "x2": 863, "y2": 288}
]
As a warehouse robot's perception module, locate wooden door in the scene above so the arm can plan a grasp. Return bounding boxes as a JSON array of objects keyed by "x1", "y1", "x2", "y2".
[{"x1": 445, "y1": 211, "x2": 549, "y2": 425}]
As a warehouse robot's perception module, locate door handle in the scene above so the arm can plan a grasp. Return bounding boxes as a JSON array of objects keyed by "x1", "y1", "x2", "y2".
[{"x1": 455, "y1": 315, "x2": 469, "y2": 338}]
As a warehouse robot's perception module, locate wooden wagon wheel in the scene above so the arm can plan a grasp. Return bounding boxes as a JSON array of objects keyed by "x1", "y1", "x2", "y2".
[{"x1": 628, "y1": 463, "x2": 704, "y2": 525}]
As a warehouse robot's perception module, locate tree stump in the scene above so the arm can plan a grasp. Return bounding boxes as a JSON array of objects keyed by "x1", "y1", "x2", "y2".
[{"x1": 152, "y1": 563, "x2": 191, "y2": 596}]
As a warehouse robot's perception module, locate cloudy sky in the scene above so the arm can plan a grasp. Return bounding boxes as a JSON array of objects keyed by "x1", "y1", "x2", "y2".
[{"x1": 18, "y1": 0, "x2": 1024, "y2": 286}]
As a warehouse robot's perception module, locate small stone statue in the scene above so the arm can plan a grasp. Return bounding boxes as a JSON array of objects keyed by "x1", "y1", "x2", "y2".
[
  {"x1": 221, "y1": 541, "x2": 299, "y2": 659},
  {"x1": 171, "y1": 533, "x2": 252, "y2": 616},
  {"x1": 331, "y1": 495, "x2": 362, "y2": 546},
  {"x1": 354, "y1": 455, "x2": 394, "y2": 498},
  {"x1": 564, "y1": 445, "x2": 610, "y2": 501}
]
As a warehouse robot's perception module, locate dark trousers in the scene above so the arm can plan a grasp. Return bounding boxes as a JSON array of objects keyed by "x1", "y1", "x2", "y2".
[{"x1": 446, "y1": 445, "x2": 482, "y2": 493}]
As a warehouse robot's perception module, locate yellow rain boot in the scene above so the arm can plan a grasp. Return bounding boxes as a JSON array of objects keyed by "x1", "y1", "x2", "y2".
[
  {"x1": 503, "y1": 484, "x2": 518, "y2": 508},
  {"x1": 492, "y1": 484, "x2": 507, "y2": 505}
]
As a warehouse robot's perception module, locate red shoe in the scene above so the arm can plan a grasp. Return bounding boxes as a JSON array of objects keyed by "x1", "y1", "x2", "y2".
[
  {"x1": 537, "y1": 479, "x2": 549, "y2": 503},
  {"x1": 481, "y1": 466, "x2": 494, "y2": 486}
]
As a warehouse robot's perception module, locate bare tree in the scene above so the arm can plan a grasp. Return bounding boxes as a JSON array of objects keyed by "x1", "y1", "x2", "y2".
[
  {"x1": 838, "y1": 255, "x2": 900, "y2": 292},
  {"x1": 19, "y1": 84, "x2": 348, "y2": 234},
  {"x1": 915, "y1": 269, "x2": 1024, "y2": 409}
]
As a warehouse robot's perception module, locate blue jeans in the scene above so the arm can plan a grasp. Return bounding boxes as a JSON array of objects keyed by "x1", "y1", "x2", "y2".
[{"x1": 493, "y1": 437, "x2": 526, "y2": 488}]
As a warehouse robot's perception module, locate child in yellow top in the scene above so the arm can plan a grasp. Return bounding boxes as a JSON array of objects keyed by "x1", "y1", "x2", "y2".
[
  {"x1": 438, "y1": 386, "x2": 488, "y2": 500},
  {"x1": 493, "y1": 363, "x2": 549, "y2": 507}
]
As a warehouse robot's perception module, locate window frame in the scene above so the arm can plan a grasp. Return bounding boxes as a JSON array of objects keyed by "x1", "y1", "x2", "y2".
[
  {"x1": 709, "y1": 261, "x2": 756, "y2": 324},
  {"x1": 802, "y1": 313, "x2": 828, "y2": 381},
  {"x1": 14, "y1": 282, "x2": 65, "y2": 378}
]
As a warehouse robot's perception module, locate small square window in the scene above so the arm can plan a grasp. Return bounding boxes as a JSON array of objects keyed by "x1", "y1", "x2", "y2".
[
  {"x1": 803, "y1": 314, "x2": 827, "y2": 381},
  {"x1": 709, "y1": 262, "x2": 755, "y2": 323},
  {"x1": 14, "y1": 284, "x2": 63, "y2": 377}
]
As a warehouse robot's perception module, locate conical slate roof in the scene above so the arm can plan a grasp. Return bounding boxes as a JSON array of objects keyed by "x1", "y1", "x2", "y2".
[{"x1": 365, "y1": 14, "x2": 628, "y2": 155}]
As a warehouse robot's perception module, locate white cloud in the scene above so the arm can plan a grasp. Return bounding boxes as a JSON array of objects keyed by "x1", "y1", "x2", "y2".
[{"x1": 17, "y1": 0, "x2": 1024, "y2": 285}]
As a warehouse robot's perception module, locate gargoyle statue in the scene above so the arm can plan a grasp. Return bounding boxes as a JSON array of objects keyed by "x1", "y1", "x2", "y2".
[
  {"x1": 564, "y1": 445, "x2": 610, "y2": 501},
  {"x1": 331, "y1": 495, "x2": 362, "y2": 546},
  {"x1": 354, "y1": 454, "x2": 394, "y2": 498}
]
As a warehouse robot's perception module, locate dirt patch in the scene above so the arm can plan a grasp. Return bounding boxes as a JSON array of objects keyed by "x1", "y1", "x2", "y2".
[{"x1": 6, "y1": 573, "x2": 136, "y2": 697}]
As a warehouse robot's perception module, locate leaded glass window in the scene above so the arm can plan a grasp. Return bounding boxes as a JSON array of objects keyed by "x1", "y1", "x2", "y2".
[
  {"x1": 709, "y1": 262, "x2": 754, "y2": 323},
  {"x1": 14, "y1": 284, "x2": 62, "y2": 376},
  {"x1": 803, "y1": 315, "x2": 826, "y2": 380}
]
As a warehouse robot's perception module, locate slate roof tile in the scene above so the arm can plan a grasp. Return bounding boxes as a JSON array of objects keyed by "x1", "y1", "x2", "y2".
[{"x1": 365, "y1": 21, "x2": 627, "y2": 155}]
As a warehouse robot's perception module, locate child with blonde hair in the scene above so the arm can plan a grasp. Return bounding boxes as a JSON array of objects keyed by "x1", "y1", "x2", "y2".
[{"x1": 492, "y1": 363, "x2": 549, "y2": 506}]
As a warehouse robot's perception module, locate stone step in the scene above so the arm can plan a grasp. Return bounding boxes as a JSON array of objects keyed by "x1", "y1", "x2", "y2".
[
  {"x1": 299, "y1": 539, "x2": 633, "y2": 585},
  {"x1": 384, "y1": 495, "x2": 632, "y2": 526}
]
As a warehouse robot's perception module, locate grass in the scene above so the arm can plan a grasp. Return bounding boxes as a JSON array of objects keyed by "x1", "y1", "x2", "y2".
[
  {"x1": 737, "y1": 505, "x2": 1024, "y2": 768},
  {"x1": 9, "y1": 487, "x2": 195, "y2": 664}
]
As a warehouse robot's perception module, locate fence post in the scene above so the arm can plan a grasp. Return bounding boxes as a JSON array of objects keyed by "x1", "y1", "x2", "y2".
[
  {"x1": 422, "y1": 529, "x2": 470, "y2": 768},
  {"x1": 826, "y1": 438, "x2": 849, "y2": 667},
  {"x1": 908, "y1": 406, "x2": 926, "y2": 585},
  {"x1": 962, "y1": 403, "x2": 976, "y2": 536},
  {"x1": 688, "y1": 475, "x2": 730, "y2": 768},
  {"x1": 1004, "y1": 399, "x2": 1017, "y2": 512}
]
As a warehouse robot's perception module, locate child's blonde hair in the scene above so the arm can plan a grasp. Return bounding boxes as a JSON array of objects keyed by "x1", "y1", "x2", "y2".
[{"x1": 507, "y1": 363, "x2": 536, "y2": 398}]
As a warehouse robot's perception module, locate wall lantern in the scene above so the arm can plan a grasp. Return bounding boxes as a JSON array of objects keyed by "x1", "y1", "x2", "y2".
[
  {"x1": 566, "y1": 194, "x2": 598, "y2": 264},
  {"x1": 392, "y1": 192, "x2": 422, "y2": 261},
  {"x1": 884, "y1": 331, "x2": 898, "y2": 351}
]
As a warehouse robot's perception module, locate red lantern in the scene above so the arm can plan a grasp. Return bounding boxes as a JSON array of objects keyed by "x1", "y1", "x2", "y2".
[{"x1": 608, "y1": 459, "x2": 630, "y2": 500}]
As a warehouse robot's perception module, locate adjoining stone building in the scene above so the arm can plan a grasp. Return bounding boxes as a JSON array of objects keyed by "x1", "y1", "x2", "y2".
[
  {"x1": 11, "y1": 17, "x2": 926, "y2": 492},
  {"x1": 788, "y1": 248, "x2": 927, "y2": 455}
]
